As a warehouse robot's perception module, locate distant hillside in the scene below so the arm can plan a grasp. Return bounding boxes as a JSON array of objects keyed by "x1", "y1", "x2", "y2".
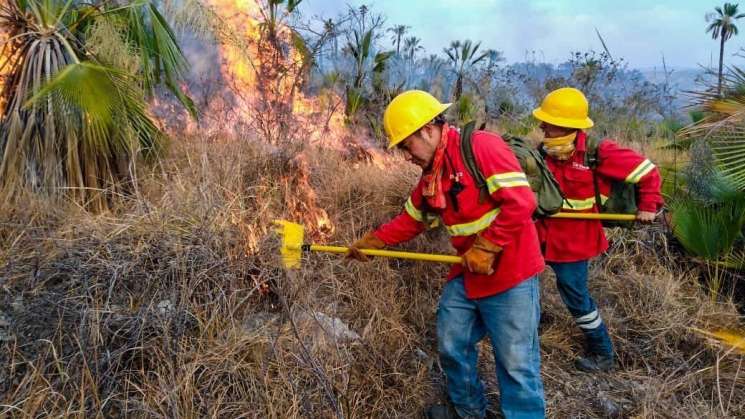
[{"x1": 640, "y1": 67, "x2": 710, "y2": 101}]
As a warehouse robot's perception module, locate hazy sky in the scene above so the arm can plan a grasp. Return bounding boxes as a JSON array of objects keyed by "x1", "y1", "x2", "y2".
[{"x1": 299, "y1": 0, "x2": 739, "y2": 69}]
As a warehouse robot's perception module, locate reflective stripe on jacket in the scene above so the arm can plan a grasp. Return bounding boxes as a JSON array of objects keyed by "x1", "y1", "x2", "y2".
[
  {"x1": 537, "y1": 131, "x2": 664, "y2": 262},
  {"x1": 374, "y1": 127, "x2": 545, "y2": 299}
]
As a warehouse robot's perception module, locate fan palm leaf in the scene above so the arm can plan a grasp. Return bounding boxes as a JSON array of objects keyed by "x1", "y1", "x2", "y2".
[
  {"x1": 669, "y1": 192, "x2": 745, "y2": 260},
  {"x1": 682, "y1": 67, "x2": 745, "y2": 191},
  {"x1": 707, "y1": 125, "x2": 745, "y2": 190},
  {"x1": 26, "y1": 61, "x2": 161, "y2": 153},
  {"x1": 105, "y1": 0, "x2": 196, "y2": 118}
]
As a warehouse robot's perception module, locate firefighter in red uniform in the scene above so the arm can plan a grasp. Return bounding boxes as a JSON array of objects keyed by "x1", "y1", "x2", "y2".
[
  {"x1": 347, "y1": 90, "x2": 546, "y2": 419},
  {"x1": 533, "y1": 87, "x2": 664, "y2": 372}
]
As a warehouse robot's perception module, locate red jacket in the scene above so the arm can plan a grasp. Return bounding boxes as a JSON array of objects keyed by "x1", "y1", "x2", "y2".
[
  {"x1": 373, "y1": 127, "x2": 545, "y2": 299},
  {"x1": 537, "y1": 131, "x2": 664, "y2": 263}
]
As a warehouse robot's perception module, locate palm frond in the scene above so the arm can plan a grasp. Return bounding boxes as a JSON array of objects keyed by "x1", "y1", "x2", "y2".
[
  {"x1": 160, "y1": 0, "x2": 218, "y2": 39},
  {"x1": 681, "y1": 64, "x2": 745, "y2": 190},
  {"x1": 109, "y1": 0, "x2": 196, "y2": 118},
  {"x1": 26, "y1": 62, "x2": 118, "y2": 146},
  {"x1": 26, "y1": 61, "x2": 162, "y2": 154},
  {"x1": 286, "y1": 0, "x2": 303, "y2": 14},
  {"x1": 372, "y1": 51, "x2": 392, "y2": 73},
  {"x1": 670, "y1": 193, "x2": 745, "y2": 260},
  {"x1": 707, "y1": 125, "x2": 745, "y2": 190},
  {"x1": 470, "y1": 51, "x2": 490, "y2": 66}
]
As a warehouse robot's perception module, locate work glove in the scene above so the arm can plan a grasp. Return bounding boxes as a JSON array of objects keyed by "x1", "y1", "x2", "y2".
[
  {"x1": 347, "y1": 231, "x2": 385, "y2": 262},
  {"x1": 462, "y1": 236, "x2": 502, "y2": 275}
]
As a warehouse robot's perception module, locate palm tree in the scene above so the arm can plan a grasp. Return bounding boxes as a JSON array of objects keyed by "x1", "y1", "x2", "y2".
[
  {"x1": 0, "y1": 0, "x2": 194, "y2": 211},
  {"x1": 323, "y1": 18, "x2": 339, "y2": 59},
  {"x1": 443, "y1": 39, "x2": 490, "y2": 101},
  {"x1": 484, "y1": 49, "x2": 505, "y2": 68},
  {"x1": 403, "y1": 36, "x2": 424, "y2": 62},
  {"x1": 706, "y1": 3, "x2": 745, "y2": 95},
  {"x1": 344, "y1": 28, "x2": 393, "y2": 120},
  {"x1": 387, "y1": 24, "x2": 410, "y2": 55}
]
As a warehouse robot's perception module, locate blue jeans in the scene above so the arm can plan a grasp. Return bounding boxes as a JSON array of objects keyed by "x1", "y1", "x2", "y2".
[
  {"x1": 437, "y1": 276, "x2": 545, "y2": 419},
  {"x1": 549, "y1": 260, "x2": 613, "y2": 356}
]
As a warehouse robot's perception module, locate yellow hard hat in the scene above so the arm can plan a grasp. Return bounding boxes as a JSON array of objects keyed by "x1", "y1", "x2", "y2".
[
  {"x1": 532, "y1": 87, "x2": 594, "y2": 129},
  {"x1": 383, "y1": 90, "x2": 451, "y2": 149}
]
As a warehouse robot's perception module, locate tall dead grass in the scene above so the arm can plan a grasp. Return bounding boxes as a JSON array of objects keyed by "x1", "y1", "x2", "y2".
[{"x1": 0, "y1": 134, "x2": 742, "y2": 418}]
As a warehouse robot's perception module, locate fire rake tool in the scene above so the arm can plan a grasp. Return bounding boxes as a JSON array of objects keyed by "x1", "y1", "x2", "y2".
[
  {"x1": 274, "y1": 220, "x2": 462, "y2": 269},
  {"x1": 274, "y1": 212, "x2": 637, "y2": 269}
]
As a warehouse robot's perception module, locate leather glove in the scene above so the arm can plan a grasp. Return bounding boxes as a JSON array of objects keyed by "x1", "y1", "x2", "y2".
[
  {"x1": 462, "y1": 236, "x2": 502, "y2": 275},
  {"x1": 347, "y1": 231, "x2": 385, "y2": 262}
]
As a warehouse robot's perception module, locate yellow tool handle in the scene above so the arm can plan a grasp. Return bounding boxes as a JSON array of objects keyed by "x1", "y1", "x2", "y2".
[
  {"x1": 303, "y1": 244, "x2": 463, "y2": 264},
  {"x1": 549, "y1": 212, "x2": 637, "y2": 221}
]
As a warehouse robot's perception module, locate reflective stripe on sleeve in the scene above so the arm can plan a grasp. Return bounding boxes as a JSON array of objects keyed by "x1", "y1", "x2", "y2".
[
  {"x1": 404, "y1": 197, "x2": 424, "y2": 222},
  {"x1": 445, "y1": 208, "x2": 500, "y2": 236},
  {"x1": 486, "y1": 171, "x2": 530, "y2": 194},
  {"x1": 625, "y1": 159, "x2": 655, "y2": 184}
]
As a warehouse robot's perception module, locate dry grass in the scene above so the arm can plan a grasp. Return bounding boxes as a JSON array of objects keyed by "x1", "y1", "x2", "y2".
[
  {"x1": 0, "y1": 134, "x2": 743, "y2": 418},
  {"x1": 540, "y1": 226, "x2": 744, "y2": 418}
]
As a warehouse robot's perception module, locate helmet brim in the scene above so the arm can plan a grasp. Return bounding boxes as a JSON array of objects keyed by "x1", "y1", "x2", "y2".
[{"x1": 532, "y1": 108, "x2": 594, "y2": 130}]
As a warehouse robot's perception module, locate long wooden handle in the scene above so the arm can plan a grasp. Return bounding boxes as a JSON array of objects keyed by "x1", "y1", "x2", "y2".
[
  {"x1": 549, "y1": 212, "x2": 637, "y2": 221},
  {"x1": 299, "y1": 244, "x2": 463, "y2": 264}
]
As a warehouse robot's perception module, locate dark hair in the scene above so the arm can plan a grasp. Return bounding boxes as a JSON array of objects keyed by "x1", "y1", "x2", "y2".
[
  {"x1": 432, "y1": 114, "x2": 448, "y2": 126},
  {"x1": 407, "y1": 113, "x2": 448, "y2": 144}
]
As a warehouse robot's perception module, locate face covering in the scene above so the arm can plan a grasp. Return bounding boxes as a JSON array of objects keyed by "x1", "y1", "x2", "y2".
[
  {"x1": 542, "y1": 131, "x2": 577, "y2": 160},
  {"x1": 422, "y1": 123, "x2": 450, "y2": 209}
]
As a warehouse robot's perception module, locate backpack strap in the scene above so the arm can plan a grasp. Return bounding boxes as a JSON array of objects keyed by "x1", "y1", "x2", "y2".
[
  {"x1": 458, "y1": 121, "x2": 489, "y2": 203},
  {"x1": 584, "y1": 136, "x2": 601, "y2": 169},
  {"x1": 535, "y1": 142, "x2": 571, "y2": 210},
  {"x1": 584, "y1": 136, "x2": 604, "y2": 211}
]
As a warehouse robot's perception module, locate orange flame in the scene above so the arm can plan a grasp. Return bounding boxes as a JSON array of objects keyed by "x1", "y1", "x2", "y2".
[
  {"x1": 207, "y1": 0, "x2": 261, "y2": 93},
  {"x1": 203, "y1": 0, "x2": 342, "y2": 238},
  {"x1": 283, "y1": 153, "x2": 334, "y2": 240},
  {"x1": 185, "y1": 1, "x2": 395, "y2": 170},
  {"x1": 0, "y1": 28, "x2": 9, "y2": 117},
  {"x1": 203, "y1": 0, "x2": 355, "y2": 145}
]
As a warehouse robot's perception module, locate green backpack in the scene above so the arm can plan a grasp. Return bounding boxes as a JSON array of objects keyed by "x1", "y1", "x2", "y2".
[
  {"x1": 584, "y1": 137, "x2": 638, "y2": 227},
  {"x1": 459, "y1": 121, "x2": 565, "y2": 218}
]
